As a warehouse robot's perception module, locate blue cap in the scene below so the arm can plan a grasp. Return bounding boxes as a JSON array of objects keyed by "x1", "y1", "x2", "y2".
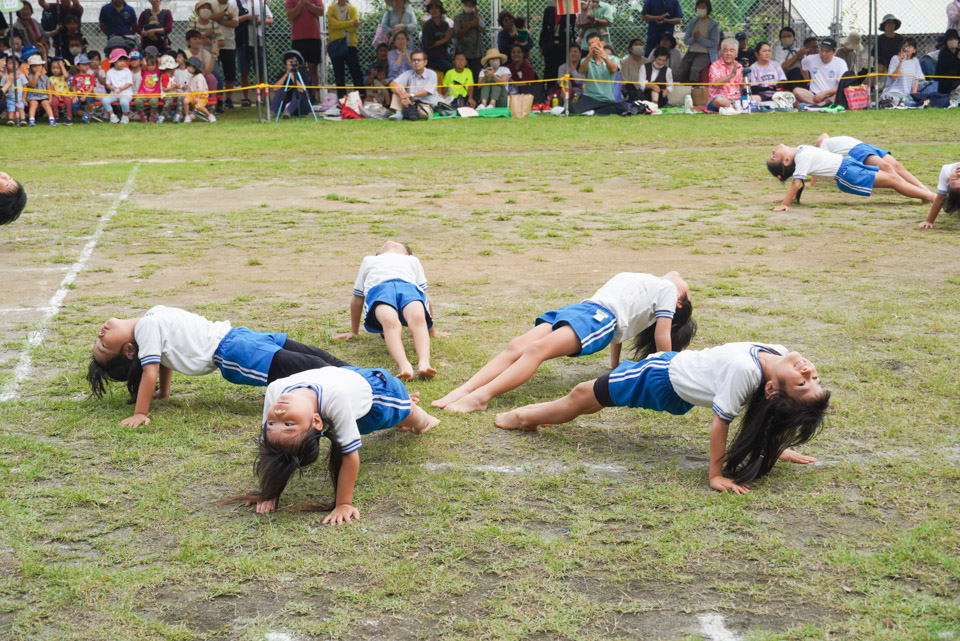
[
  {"x1": 21, "y1": 45, "x2": 39, "y2": 59},
  {"x1": 129, "y1": 49, "x2": 142, "y2": 59},
  {"x1": 74, "y1": 53, "x2": 91, "y2": 65}
]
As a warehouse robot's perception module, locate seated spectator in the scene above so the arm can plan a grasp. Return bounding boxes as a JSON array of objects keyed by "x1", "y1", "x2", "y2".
[
  {"x1": 658, "y1": 32, "x2": 681, "y2": 75},
  {"x1": 573, "y1": 33, "x2": 627, "y2": 115},
  {"x1": 771, "y1": 26, "x2": 809, "y2": 85},
  {"x1": 836, "y1": 32, "x2": 866, "y2": 77},
  {"x1": 618, "y1": 37, "x2": 647, "y2": 101},
  {"x1": 365, "y1": 65, "x2": 389, "y2": 105},
  {"x1": 793, "y1": 38, "x2": 849, "y2": 107},
  {"x1": 270, "y1": 49, "x2": 311, "y2": 118},
  {"x1": 936, "y1": 29, "x2": 960, "y2": 95},
  {"x1": 882, "y1": 37, "x2": 923, "y2": 101},
  {"x1": 506, "y1": 43, "x2": 536, "y2": 94},
  {"x1": 443, "y1": 51, "x2": 474, "y2": 107},
  {"x1": 366, "y1": 42, "x2": 389, "y2": 83},
  {"x1": 735, "y1": 31, "x2": 756, "y2": 65},
  {"x1": 637, "y1": 45, "x2": 673, "y2": 106},
  {"x1": 498, "y1": 10, "x2": 532, "y2": 56},
  {"x1": 476, "y1": 47, "x2": 509, "y2": 108},
  {"x1": 422, "y1": 0, "x2": 453, "y2": 76},
  {"x1": 388, "y1": 49, "x2": 439, "y2": 119},
  {"x1": 387, "y1": 30, "x2": 413, "y2": 82},
  {"x1": 705, "y1": 38, "x2": 742, "y2": 112},
  {"x1": 747, "y1": 41, "x2": 786, "y2": 100},
  {"x1": 556, "y1": 43, "x2": 584, "y2": 103},
  {"x1": 877, "y1": 14, "x2": 904, "y2": 75},
  {"x1": 677, "y1": 0, "x2": 718, "y2": 84}
]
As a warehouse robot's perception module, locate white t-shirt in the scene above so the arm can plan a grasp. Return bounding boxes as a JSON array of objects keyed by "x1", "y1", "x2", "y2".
[
  {"x1": 937, "y1": 162, "x2": 959, "y2": 195},
  {"x1": 819, "y1": 135, "x2": 863, "y2": 157},
  {"x1": 747, "y1": 60, "x2": 786, "y2": 87},
  {"x1": 352, "y1": 252, "x2": 428, "y2": 297},
  {"x1": 584, "y1": 273, "x2": 677, "y2": 344},
  {"x1": 105, "y1": 67, "x2": 134, "y2": 96},
  {"x1": 882, "y1": 55, "x2": 922, "y2": 97},
  {"x1": 668, "y1": 342, "x2": 788, "y2": 422},
  {"x1": 637, "y1": 63, "x2": 673, "y2": 93},
  {"x1": 263, "y1": 367, "x2": 373, "y2": 454},
  {"x1": 801, "y1": 54, "x2": 848, "y2": 94},
  {"x1": 792, "y1": 145, "x2": 843, "y2": 181},
  {"x1": 134, "y1": 305, "x2": 232, "y2": 375},
  {"x1": 173, "y1": 67, "x2": 192, "y2": 90}
]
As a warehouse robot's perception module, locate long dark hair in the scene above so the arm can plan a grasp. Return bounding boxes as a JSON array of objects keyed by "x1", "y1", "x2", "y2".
[
  {"x1": 723, "y1": 385, "x2": 831, "y2": 485},
  {"x1": 767, "y1": 158, "x2": 804, "y2": 203},
  {"x1": 0, "y1": 180, "x2": 27, "y2": 226},
  {"x1": 86, "y1": 348, "x2": 143, "y2": 401},
  {"x1": 629, "y1": 296, "x2": 696, "y2": 360},
  {"x1": 944, "y1": 187, "x2": 960, "y2": 214},
  {"x1": 222, "y1": 422, "x2": 343, "y2": 512}
]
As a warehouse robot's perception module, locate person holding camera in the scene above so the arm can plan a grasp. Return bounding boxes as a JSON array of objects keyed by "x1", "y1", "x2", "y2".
[
  {"x1": 270, "y1": 49, "x2": 312, "y2": 118},
  {"x1": 284, "y1": 0, "x2": 324, "y2": 96}
]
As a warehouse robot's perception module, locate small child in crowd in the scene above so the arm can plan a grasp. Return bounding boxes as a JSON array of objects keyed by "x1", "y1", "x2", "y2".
[
  {"x1": 225, "y1": 366, "x2": 440, "y2": 520},
  {"x1": 336, "y1": 241, "x2": 449, "y2": 380},
  {"x1": 128, "y1": 50, "x2": 144, "y2": 119},
  {"x1": 136, "y1": 53, "x2": 162, "y2": 122},
  {"x1": 70, "y1": 53, "x2": 97, "y2": 123},
  {"x1": 47, "y1": 56, "x2": 73, "y2": 125},
  {"x1": 183, "y1": 56, "x2": 215, "y2": 123},
  {"x1": 24, "y1": 54, "x2": 56, "y2": 127},
  {"x1": 919, "y1": 161, "x2": 960, "y2": 229},
  {"x1": 102, "y1": 48, "x2": 134, "y2": 124},
  {"x1": 444, "y1": 52, "x2": 475, "y2": 108},
  {"x1": 88, "y1": 50, "x2": 107, "y2": 98},
  {"x1": 157, "y1": 55, "x2": 179, "y2": 123},
  {"x1": 2, "y1": 54, "x2": 26, "y2": 125},
  {"x1": 365, "y1": 64, "x2": 390, "y2": 106}
]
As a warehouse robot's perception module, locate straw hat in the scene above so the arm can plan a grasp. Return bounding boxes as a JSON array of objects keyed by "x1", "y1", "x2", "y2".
[
  {"x1": 842, "y1": 32, "x2": 861, "y2": 48},
  {"x1": 481, "y1": 48, "x2": 507, "y2": 65}
]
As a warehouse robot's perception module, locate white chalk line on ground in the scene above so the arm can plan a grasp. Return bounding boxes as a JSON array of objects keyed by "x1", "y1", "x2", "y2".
[
  {"x1": 0, "y1": 165, "x2": 139, "y2": 403},
  {"x1": 698, "y1": 613, "x2": 742, "y2": 641},
  {"x1": 422, "y1": 461, "x2": 628, "y2": 475}
]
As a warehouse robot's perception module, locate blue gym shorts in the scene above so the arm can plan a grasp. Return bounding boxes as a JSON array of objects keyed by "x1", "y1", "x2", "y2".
[
  {"x1": 345, "y1": 366, "x2": 412, "y2": 433},
  {"x1": 834, "y1": 157, "x2": 879, "y2": 197},
  {"x1": 536, "y1": 302, "x2": 617, "y2": 356},
  {"x1": 593, "y1": 351, "x2": 694, "y2": 415},
  {"x1": 848, "y1": 142, "x2": 890, "y2": 163},
  {"x1": 213, "y1": 327, "x2": 287, "y2": 386},
  {"x1": 362, "y1": 279, "x2": 432, "y2": 334}
]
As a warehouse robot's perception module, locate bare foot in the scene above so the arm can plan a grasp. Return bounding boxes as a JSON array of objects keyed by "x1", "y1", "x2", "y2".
[
  {"x1": 408, "y1": 392, "x2": 421, "y2": 405},
  {"x1": 418, "y1": 366, "x2": 437, "y2": 379},
  {"x1": 397, "y1": 365, "x2": 414, "y2": 381},
  {"x1": 432, "y1": 387, "x2": 469, "y2": 408},
  {"x1": 494, "y1": 411, "x2": 538, "y2": 431},
  {"x1": 397, "y1": 404, "x2": 440, "y2": 433},
  {"x1": 444, "y1": 393, "x2": 488, "y2": 414}
]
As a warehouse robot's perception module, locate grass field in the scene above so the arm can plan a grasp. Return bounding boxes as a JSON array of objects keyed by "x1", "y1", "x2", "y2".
[{"x1": 1, "y1": 109, "x2": 959, "y2": 641}]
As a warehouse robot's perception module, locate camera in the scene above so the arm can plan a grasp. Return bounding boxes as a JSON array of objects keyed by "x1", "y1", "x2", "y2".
[{"x1": 288, "y1": 57, "x2": 300, "y2": 69}]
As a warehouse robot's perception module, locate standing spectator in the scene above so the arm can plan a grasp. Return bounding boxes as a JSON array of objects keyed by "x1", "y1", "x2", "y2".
[
  {"x1": 950, "y1": 0, "x2": 960, "y2": 33},
  {"x1": 573, "y1": 34, "x2": 626, "y2": 114},
  {"x1": 836, "y1": 32, "x2": 865, "y2": 76},
  {"x1": 556, "y1": 43, "x2": 584, "y2": 101},
  {"x1": 14, "y1": 2, "x2": 48, "y2": 57},
  {"x1": 236, "y1": 0, "x2": 273, "y2": 107},
  {"x1": 99, "y1": 0, "x2": 137, "y2": 38},
  {"x1": 284, "y1": 0, "x2": 324, "y2": 96},
  {"x1": 454, "y1": 0, "x2": 486, "y2": 81},
  {"x1": 747, "y1": 41, "x2": 786, "y2": 100},
  {"x1": 387, "y1": 30, "x2": 413, "y2": 81},
  {"x1": 936, "y1": 29, "x2": 960, "y2": 95},
  {"x1": 38, "y1": 0, "x2": 84, "y2": 57},
  {"x1": 618, "y1": 37, "x2": 647, "y2": 101},
  {"x1": 677, "y1": 0, "x2": 717, "y2": 84},
  {"x1": 497, "y1": 10, "x2": 531, "y2": 57},
  {"x1": 211, "y1": 0, "x2": 238, "y2": 108},
  {"x1": 575, "y1": 0, "x2": 614, "y2": 51},
  {"x1": 388, "y1": 49, "x2": 439, "y2": 118},
  {"x1": 137, "y1": 0, "x2": 172, "y2": 53},
  {"x1": 380, "y1": 0, "x2": 417, "y2": 41},
  {"x1": 735, "y1": 31, "x2": 755, "y2": 66},
  {"x1": 422, "y1": 0, "x2": 453, "y2": 77},
  {"x1": 506, "y1": 42, "x2": 535, "y2": 94},
  {"x1": 539, "y1": 2, "x2": 575, "y2": 86},
  {"x1": 882, "y1": 37, "x2": 922, "y2": 101},
  {"x1": 327, "y1": 0, "x2": 362, "y2": 98},
  {"x1": 705, "y1": 38, "x2": 742, "y2": 112},
  {"x1": 640, "y1": 0, "x2": 681, "y2": 57},
  {"x1": 62, "y1": 17, "x2": 87, "y2": 58},
  {"x1": 793, "y1": 38, "x2": 848, "y2": 107},
  {"x1": 877, "y1": 14, "x2": 904, "y2": 75}
]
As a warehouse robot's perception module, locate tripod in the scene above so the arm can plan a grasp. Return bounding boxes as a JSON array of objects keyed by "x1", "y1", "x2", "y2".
[{"x1": 274, "y1": 66, "x2": 318, "y2": 122}]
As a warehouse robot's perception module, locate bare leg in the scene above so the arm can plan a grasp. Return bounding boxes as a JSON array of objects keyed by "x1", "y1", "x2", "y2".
[
  {"x1": 375, "y1": 304, "x2": 414, "y2": 380},
  {"x1": 396, "y1": 396, "x2": 440, "y2": 434},
  {"x1": 433, "y1": 323, "x2": 554, "y2": 408},
  {"x1": 873, "y1": 169, "x2": 935, "y2": 202},
  {"x1": 792, "y1": 88, "x2": 815, "y2": 105},
  {"x1": 883, "y1": 155, "x2": 927, "y2": 190},
  {"x1": 495, "y1": 380, "x2": 603, "y2": 431},
  {"x1": 402, "y1": 301, "x2": 434, "y2": 378},
  {"x1": 445, "y1": 326, "x2": 582, "y2": 414}
]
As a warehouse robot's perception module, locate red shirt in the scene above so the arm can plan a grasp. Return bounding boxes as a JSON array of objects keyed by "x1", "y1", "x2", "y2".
[
  {"x1": 284, "y1": 0, "x2": 323, "y2": 41},
  {"x1": 71, "y1": 73, "x2": 95, "y2": 94}
]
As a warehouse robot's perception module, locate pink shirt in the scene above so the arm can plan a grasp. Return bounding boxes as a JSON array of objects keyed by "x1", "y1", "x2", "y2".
[
  {"x1": 285, "y1": 0, "x2": 323, "y2": 41},
  {"x1": 707, "y1": 58, "x2": 742, "y2": 101}
]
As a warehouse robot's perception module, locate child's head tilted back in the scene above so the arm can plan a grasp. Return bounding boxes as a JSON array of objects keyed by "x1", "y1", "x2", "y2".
[
  {"x1": 767, "y1": 144, "x2": 804, "y2": 202},
  {"x1": 630, "y1": 271, "x2": 698, "y2": 360},
  {"x1": 377, "y1": 240, "x2": 412, "y2": 256},
  {"x1": 0, "y1": 172, "x2": 27, "y2": 226},
  {"x1": 945, "y1": 164, "x2": 960, "y2": 215},
  {"x1": 725, "y1": 349, "x2": 830, "y2": 485},
  {"x1": 86, "y1": 317, "x2": 141, "y2": 399}
]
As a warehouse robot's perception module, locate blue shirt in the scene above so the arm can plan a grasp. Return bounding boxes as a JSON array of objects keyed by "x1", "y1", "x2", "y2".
[
  {"x1": 99, "y1": 1, "x2": 137, "y2": 37},
  {"x1": 641, "y1": 0, "x2": 682, "y2": 49}
]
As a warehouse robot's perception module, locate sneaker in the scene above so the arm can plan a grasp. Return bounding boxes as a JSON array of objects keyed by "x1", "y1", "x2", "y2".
[
  {"x1": 208, "y1": 114, "x2": 217, "y2": 123},
  {"x1": 183, "y1": 114, "x2": 194, "y2": 123},
  {"x1": 174, "y1": 113, "x2": 182, "y2": 123},
  {"x1": 81, "y1": 114, "x2": 89, "y2": 124},
  {"x1": 28, "y1": 118, "x2": 36, "y2": 126},
  {"x1": 582, "y1": 109, "x2": 595, "y2": 116},
  {"x1": 64, "y1": 118, "x2": 73, "y2": 126},
  {"x1": 49, "y1": 117, "x2": 57, "y2": 126},
  {"x1": 476, "y1": 104, "x2": 487, "y2": 110},
  {"x1": 388, "y1": 112, "x2": 403, "y2": 120},
  {"x1": 109, "y1": 113, "x2": 119, "y2": 124},
  {"x1": 718, "y1": 106, "x2": 738, "y2": 116},
  {"x1": 157, "y1": 115, "x2": 165, "y2": 124},
  {"x1": 120, "y1": 115, "x2": 129, "y2": 124},
  {"x1": 4, "y1": 120, "x2": 13, "y2": 126},
  {"x1": 215, "y1": 101, "x2": 224, "y2": 114},
  {"x1": 224, "y1": 98, "x2": 234, "y2": 109},
  {"x1": 241, "y1": 98, "x2": 251, "y2": 107}
]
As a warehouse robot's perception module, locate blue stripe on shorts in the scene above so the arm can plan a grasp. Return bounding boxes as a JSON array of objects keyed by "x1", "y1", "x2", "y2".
[
  {"x1": 606, "y1": 352, "x2": 694, "y2": 415},
  {"x1": 834, "y1": 157, "x2": 878, "y2": 197},
  {"x1": 343, "y1": 366, "x2": 412, "y2": 433},
  {"x1": 212, "y1": 327, "x2": 287, "y2": 386},
  {"x1": 535, "y1": 302, "x2": 617, "y2": 357},
  {"x1": 362, "y1": 279, "x2": 432, "y2": 334}
]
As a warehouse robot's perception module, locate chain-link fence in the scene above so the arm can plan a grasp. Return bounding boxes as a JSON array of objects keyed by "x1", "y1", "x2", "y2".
[{"x1": 52, "y1": 0, "x2": 954, "y2": 105}]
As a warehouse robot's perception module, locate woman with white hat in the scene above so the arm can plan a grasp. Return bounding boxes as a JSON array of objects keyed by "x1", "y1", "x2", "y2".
[{"x1": 476, "y1": 47, "x2": 510, "y2": 108}]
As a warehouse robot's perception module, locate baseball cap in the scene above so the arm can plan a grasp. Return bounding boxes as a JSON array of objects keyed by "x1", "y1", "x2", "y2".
[
  {"x1": 735, "y1": 31, "x2": 748, "y2": 40},
  {"x1": 74, "y1": 53, "x2": 91, "y2": 65},
  {"x1": 820, "y1": 38, "x2": 837, "y2": 50},
  {"x1": 129, "y1": 49, "x2": 142, "y2": 60}
]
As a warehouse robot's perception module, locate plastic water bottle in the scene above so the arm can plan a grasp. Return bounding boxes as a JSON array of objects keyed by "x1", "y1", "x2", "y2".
[{"x1": 684, "y1": 94, "x2": 693, "y2": 114}]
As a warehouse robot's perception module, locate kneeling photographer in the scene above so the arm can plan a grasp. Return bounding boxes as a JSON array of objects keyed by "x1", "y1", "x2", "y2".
[{"x1": 271, "y1": 50, "x2": 313, "y2": 118}]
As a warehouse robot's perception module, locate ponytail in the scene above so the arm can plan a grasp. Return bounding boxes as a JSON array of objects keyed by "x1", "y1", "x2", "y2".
[
  {"x1": 629, "y1": 296, "x2": 697, "y2": 360},
  {"x1": 86, "y1": 344, "x2": 142, "y2": 401},
  {"x1": 766, "y1": 158, "x2": 804, "y2": 203}
]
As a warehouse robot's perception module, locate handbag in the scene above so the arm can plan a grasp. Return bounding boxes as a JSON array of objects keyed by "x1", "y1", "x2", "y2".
[
  {"x1": 235, "y1": 1, "x2": 250, "y2": 48},
  {"x1": 844, "y1": 85, "x2": 869, "y2": 110},
  {"x1": 508, "y1": 92, "x2": 533, "y2": 118},
  {"x1": 372, "y1": 23, "x2": 389, "y2": 48},
  {"x1": 328, "y1": 37, "x2": 348, "y2": 60}
]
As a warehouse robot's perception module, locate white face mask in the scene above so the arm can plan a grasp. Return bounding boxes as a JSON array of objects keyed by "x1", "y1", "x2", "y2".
[
  {"x1": 781, "y1": 37, "x2": 794, "y2": 46},
  {"x1": 70, "y1": 46, "x2": 82, "y2": 56},
  {"x1": 653, "y1": 59, "x2": 665, "y2": 68},
  {"x1": 631, "y1": 46, "x2": 643, "y2": 55},
  {"x1": 696, "y1": 8, "x2": 707, "y2": 18},
  {"x1": 198, "y1": 8, "x2": 211, "y2": 19},
  {"x1": 489, "y1": 59, "x2": 500, "y2": 69},
  {"x1": 462, "y1": 5, "x2": 473, "y2": 12}
]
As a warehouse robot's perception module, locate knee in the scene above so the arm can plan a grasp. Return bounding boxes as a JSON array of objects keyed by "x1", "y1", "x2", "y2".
[
  {"x1": 403, "y1": 303, "x2": 426, "y2": 322},
  {"x1": 378, "y1": 312, "x2": 402, "y2": 331},
  {"x1": 568, "y1": 381, "x2": 596, "y2": 406},
  {"x1": 522, "y1": 340, "x2": 554, "y2": 363},
  {"x1": 504, "y1": 336, "x2": 526, "y2": 358}
]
